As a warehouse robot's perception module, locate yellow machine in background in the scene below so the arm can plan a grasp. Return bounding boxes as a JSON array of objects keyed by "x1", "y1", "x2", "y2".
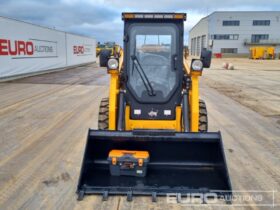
[
  {"x1": 98, "y1": 43, "x2": 122, "y2": 66},
  {"x1": 96, "y1": 42, "x2": 121, "y2": 57},
  {"x1": 250, "y1": 46, "x2": 275, "y2": 59}
]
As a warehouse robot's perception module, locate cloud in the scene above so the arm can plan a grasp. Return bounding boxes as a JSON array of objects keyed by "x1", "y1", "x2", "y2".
[
  {"x1": 104, "y1": 0, "x2": 280, "y2": 12},
  {"x1": 0, "y1": 0, "x2": 279, "y2": 44},
  {"x1": 0, "y1": 0, "x2": 119, "y2": 39}
]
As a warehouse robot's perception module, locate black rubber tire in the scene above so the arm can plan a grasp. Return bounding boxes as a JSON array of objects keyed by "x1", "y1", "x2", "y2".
[
  {"x1": 199, "y1": 99, "x2": 208, "y2": 132},
  {"x1": 98, "y1": 98, "x2": 109, "y2": 130},
  {"x1": 99, "y1": 50, "x2": 111, "y2": 67}
]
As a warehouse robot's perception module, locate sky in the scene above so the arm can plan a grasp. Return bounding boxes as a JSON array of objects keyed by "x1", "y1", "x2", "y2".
[{"x1": 0, "y1": 0, "x2": 280, "y2": 45}]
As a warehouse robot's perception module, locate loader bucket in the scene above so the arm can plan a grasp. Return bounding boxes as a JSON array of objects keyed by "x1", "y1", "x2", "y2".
[{"x1": 77, "y1": 130, "x2": 232, "y2": 201}]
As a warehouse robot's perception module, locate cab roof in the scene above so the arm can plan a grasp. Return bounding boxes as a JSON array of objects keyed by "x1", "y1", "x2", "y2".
[{"x1": 122, "y1": 12, "x2": 187, "y2": 21}]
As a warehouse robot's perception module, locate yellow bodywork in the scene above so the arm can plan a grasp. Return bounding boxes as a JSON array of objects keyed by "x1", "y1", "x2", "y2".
[
  {"x1": 108, "y1": 51, "x2": 201, "y2": 132},
  {"x1": 125, "y1": 106, "x2": 182, "y2": 131},
  {"x1": 108, "y1": 69, "x2": 119, "y2": 130},
  {"x1": 96, "y1": 44, "x2": 121, "y2": 57}
]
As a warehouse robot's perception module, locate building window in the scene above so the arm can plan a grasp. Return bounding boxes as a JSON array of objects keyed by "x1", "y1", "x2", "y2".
[
  {"x1": 253, "y1": 20, "x2": 270, "y2": 26},
  {"x1": 201, "y1": 35, "x2": 206, "y2": 49},
  {"x1": 211, "y1": 34, "x2": 239, "y2": 40},
  {"x1": 192, "y1": 38, "x2": 196, "y2": 55},
  {"x1": 221, "y1": 48, "x2": 238, "y2": 53},
  {"x1": 222, "y1": 20, "x2": 240, "y2": 26},
  {"x1": 196, "y1": 36, "x2": 201, "y2": 56},
  {"x1": 251, "y1": 34, "x2": 269, "y2": 43}
]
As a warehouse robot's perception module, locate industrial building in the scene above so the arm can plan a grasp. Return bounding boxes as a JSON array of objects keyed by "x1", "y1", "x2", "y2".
[{"x1": 189, "y1": 11, "x2": 280, "y2": 56}]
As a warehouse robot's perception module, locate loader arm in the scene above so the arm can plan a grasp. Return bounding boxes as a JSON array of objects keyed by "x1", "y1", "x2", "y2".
[
  {"x1": 184, "y1": 57, "x2": 201, "y2": 132},
  {"x1": 108, "y1": 49, "x2": 123, "y2": 130}
]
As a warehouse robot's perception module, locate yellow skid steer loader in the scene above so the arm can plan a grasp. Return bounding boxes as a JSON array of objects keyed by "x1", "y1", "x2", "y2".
[{"x1": 77, "y1": 12, "x2": 232, "y2": 202}]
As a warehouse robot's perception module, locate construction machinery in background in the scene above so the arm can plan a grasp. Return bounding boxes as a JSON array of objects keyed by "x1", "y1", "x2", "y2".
[
  {"x1": 97, "y1": 42, "x2": 121, "y2": 64},
  {"x1": 96, "y1": 42, "x2": 121, "y2": 66},
  {"x1": 96, "y1": 42, "x2": 105, "y2": 56},
  {"x1": 77, "y1": 12, "x2": 232, "y2": 202},
  {"x1": 250, "y1": 46, "x2": 275, "y2": 59},
  {"x1": 96, "y1": 42, "x2": 115, "y2": 56}
]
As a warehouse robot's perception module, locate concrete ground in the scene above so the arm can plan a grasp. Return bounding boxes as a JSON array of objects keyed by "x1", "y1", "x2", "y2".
[
  {"x1": 204, "y1": 58, "x2": 280, "y2": 127},
  {"x1": 0, "y1": 59, "x2": 279, "y2": 210}
]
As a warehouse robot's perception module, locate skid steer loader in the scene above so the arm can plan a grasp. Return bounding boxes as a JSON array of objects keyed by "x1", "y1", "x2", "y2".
[{"x1": 77, "y1": 12, "x2": 232, "y2": 202}]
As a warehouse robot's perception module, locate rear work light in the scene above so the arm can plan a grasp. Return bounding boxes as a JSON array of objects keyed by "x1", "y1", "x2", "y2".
[{"x1": 122, "y1": 13, "x2": 187, "y2": 20}]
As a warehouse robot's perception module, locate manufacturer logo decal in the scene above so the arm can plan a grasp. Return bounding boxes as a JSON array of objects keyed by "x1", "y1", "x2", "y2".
[{"x1": 148, "y1": 109, "x2": 158, "y2": 117}]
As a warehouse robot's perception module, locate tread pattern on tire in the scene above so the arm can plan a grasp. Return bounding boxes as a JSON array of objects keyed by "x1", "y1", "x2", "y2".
[
  {"x1": 98, "y1": 98, "x2": 109, "y2": 130},
  {"x1": 199, "y1": 99, "x2": 208, "y2": 132},
  {"x1": 99, "y1": 50, "x2": 111, "y2": 67}
]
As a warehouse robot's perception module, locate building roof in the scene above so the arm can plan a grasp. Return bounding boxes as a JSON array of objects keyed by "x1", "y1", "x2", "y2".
[{"x1": 189, "y1": 11, "x2": 280, "y2": 32}]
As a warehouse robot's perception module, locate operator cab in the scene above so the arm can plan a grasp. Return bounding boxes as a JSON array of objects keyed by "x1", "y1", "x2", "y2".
[{"x1": 122, "y1": 13, "x2": 186, "y2": 120}]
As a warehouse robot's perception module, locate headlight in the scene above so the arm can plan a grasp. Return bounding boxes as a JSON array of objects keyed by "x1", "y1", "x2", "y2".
[
  {"x1": 107, "y1": 58, "x2": 118, "y2": 69},
  {"x1": 191, "y1": 59, "x2": 203, "y2": 71}
]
